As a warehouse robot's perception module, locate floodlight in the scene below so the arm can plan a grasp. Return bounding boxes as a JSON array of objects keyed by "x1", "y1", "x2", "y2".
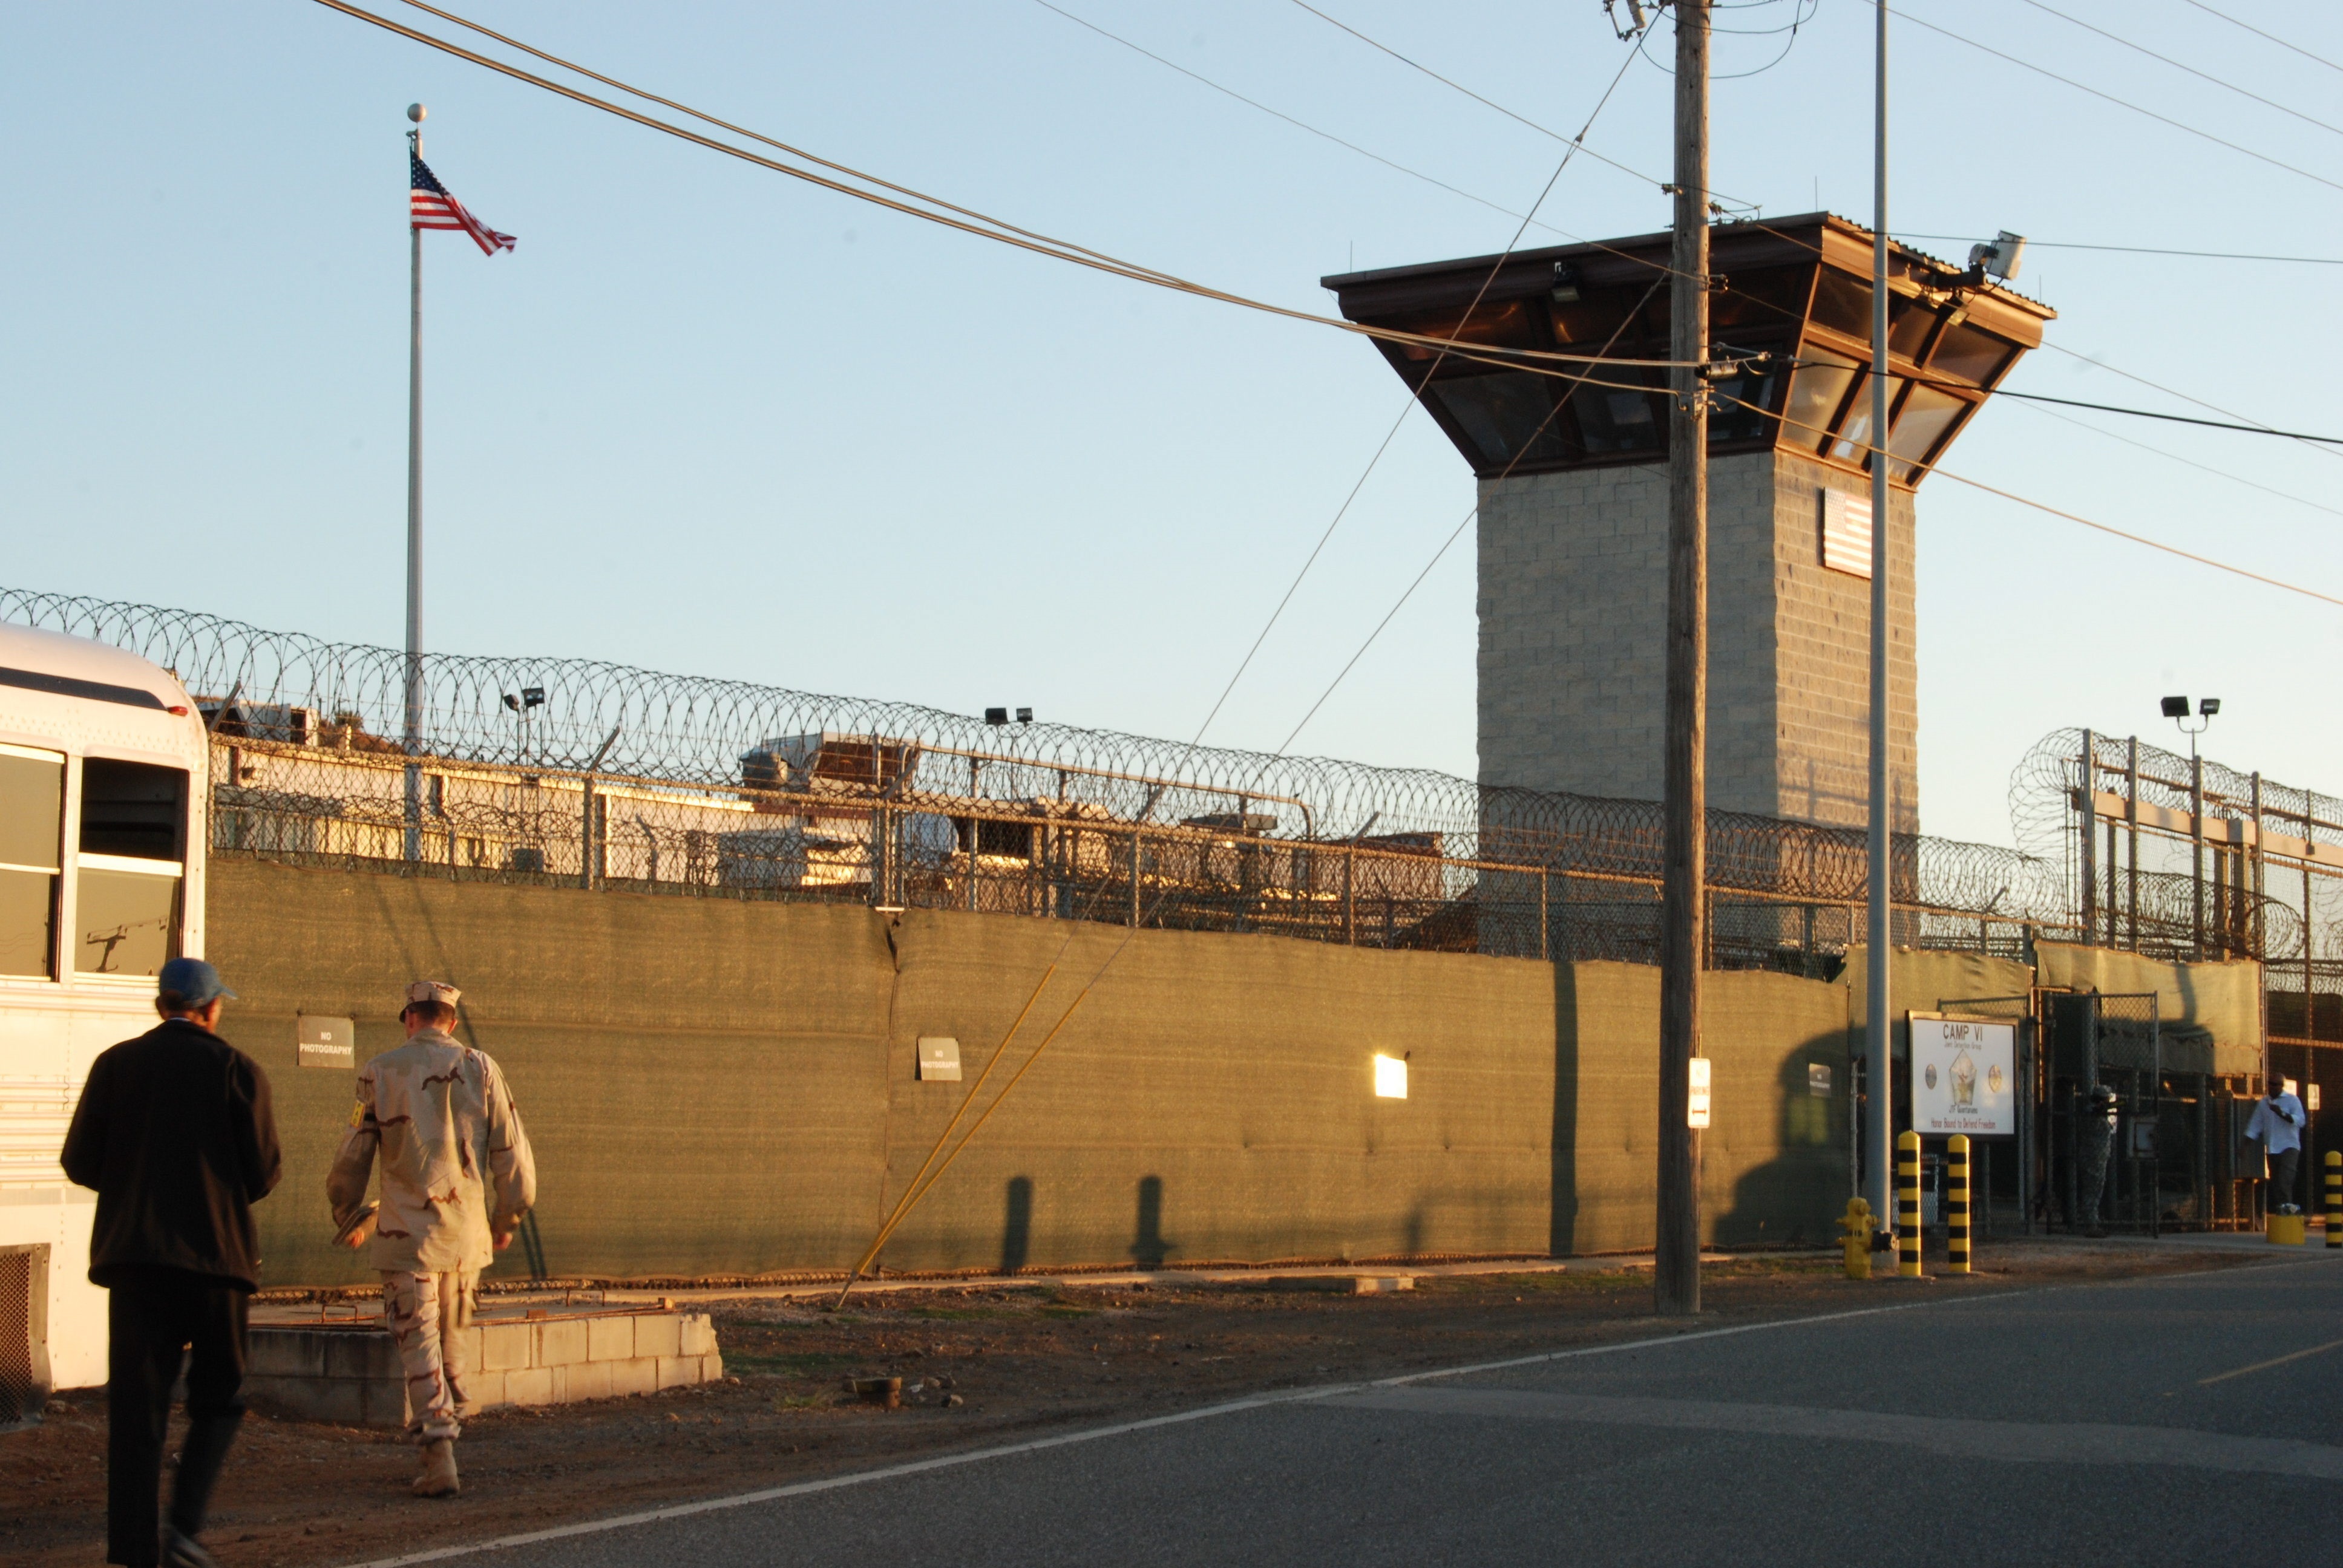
[
  {"x1": 502, "y1": 693, "x2": 520, "y2": 713},
  {"x1": 1550, "y1": 263, "x2": 1582, "y2": 304},
  {"x1": 521, "y1": 687, "x2": 545, "y2": 709},
  {"x1": 2198, "y1": 697, "x2": 2220, "y2": 717},
  {"x1": 985, "y1": 707, "x2": 1008, "y2": 726},
  {"x1": 1016, "y1": 707, "x2": 1033, "y2": 724},
  {"x1": 2160, "y1": 696, "x2": 2188, "y2": 719}
]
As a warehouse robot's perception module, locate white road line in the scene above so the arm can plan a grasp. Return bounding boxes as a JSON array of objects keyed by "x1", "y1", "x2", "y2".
[
  {"x1": 342, "y1": 1261, "x2": 2330, "y2": 1566},
  {"x1": 340, "y1": 1293, "x2": 1971, "y2": 1567},
  {"x1": 1330, "y1": 1386, "x2": 2343, "y2": 1478}
]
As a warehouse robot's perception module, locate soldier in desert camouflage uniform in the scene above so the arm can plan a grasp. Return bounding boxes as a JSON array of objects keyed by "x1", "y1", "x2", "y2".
[{"x1": 328, "y1": 981, "x2": 536, "y2": 1498}]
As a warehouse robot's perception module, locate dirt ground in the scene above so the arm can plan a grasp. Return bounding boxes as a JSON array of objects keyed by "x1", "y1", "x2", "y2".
[{"x1": 1, "y1": 1241, "x2": 2264, "y2": 1567}]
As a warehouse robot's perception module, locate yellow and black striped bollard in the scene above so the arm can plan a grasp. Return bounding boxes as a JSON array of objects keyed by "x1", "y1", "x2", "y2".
[
  {"x1": 1898, "y1": 1130, "x2": 1923, "y2": 1278},
  {"x1": 2327, "y1": 1151, "x2": 2341, "y2": 1250},
  {"x1": 1946, "y1": 1134, "x2": 1971, "y2": 1274}
]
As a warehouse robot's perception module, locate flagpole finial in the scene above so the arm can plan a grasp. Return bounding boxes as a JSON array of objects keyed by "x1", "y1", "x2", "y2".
[{"x1": 407, "y1": 103, "x2": 427, "y2": 123}]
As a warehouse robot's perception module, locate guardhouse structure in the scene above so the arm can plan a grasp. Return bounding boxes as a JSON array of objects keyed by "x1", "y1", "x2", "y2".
[{"x1": 1323, "y1": 214, "x2": 2053, "y2": 832}]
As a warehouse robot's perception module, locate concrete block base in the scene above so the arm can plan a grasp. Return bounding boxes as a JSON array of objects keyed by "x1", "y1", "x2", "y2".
[{"x1": 244, "y1": 1306, "x2": 722, "y2": 1427}]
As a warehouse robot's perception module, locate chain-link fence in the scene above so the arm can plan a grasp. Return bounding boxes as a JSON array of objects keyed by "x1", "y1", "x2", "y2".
[{"x1": 10, "y1": 585, "x2": 2071, "y2": 969}]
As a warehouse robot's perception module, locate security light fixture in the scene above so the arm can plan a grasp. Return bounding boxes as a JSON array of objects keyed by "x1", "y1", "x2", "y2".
[
  {"x1": 502, "y1": 693, "x2": 520, "y2": 713},
  {"x1": 521, "y1": 687, "x2": 545, "y2": 710},
  {"x1": 2165, "y1": 693, "x2": 2218, "y2": 761},
  {"x1": 1016, "y1": 707, "x2": 1034, "y2": 724},
  {"x1": 1550, "y1": 262, "x2": 1582, "y2": 304},
  {"x1": 985, "y1": 707, "x2": 1008, "y2": 726}
]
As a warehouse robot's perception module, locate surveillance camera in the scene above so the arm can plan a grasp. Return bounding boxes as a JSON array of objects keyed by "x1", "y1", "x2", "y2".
[{"x1": 1968, "y1": 230, "x2": 2025, "y2": 283}]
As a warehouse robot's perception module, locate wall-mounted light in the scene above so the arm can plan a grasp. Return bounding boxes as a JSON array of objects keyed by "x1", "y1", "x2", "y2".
[{"x1": 1373, "y1": 1054, "x2": 1408, "y2": 1099}]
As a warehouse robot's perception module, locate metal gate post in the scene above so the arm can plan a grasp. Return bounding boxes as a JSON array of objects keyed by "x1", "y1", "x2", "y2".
[{"x1": 1539, "y1": 868, "x2": 1550, "y2": 962}]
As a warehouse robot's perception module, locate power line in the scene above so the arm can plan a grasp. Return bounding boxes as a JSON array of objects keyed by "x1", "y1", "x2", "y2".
[
  {"x1": 2022, "y1": 0, "x2": 2343, "y2": 140},
  {"x1": 1719, "y1": 387, "x2": 2343, "y2": 608},
  {"x1": 1886, "y1": 2, "x2": 2343, "y2": 197},
  {"x1": 2013, "y1": 399, "x2": 2343, "y2": 524},
  {"x1": 1029, "y1": 0, "x2": 1578, "y2": 242},
  {"x1": 2038, "y1": 341, "x2": 2343, "y2": 465},
  {"x1": 1869, "y1": 373, "x2": 2343, "y2": 446},
  {"x1": 1189, "y1": 50, "x2": 1645, "y2": 750},
  {"x1": 327, "y1": 2, "x2": 1697, "y2": 380},
  {"x1": 2177, "y1": 0, "x2": 2343, "y2": 77},
  {"x1": 1893, "y1": 234, "x2": 2343, "y2": 266},
  {"x1": 1274, "y1": 278, "x2": 1666, "y2": 757},
  {"x1": 1281, "y1": 0, "x2": 1753, "y2": 207}
]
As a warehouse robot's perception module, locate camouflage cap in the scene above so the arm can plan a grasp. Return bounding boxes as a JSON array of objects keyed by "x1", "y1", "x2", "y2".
[{"x1": 404, "y1": 980, "x2": 462, "y2": 1008}]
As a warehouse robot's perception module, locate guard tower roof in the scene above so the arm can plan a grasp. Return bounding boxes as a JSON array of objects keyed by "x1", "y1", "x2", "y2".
[{"x1": 1320, "y1": 212, "x2": 2054, "y2": 488}]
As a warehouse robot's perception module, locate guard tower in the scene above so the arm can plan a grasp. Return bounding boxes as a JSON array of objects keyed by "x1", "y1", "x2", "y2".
[{"x1": 1323, "y1": 214, "x2": 2052, "y2": 831}]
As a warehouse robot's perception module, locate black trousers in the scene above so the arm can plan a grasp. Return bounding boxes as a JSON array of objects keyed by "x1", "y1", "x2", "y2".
[
  {"x1": 2272, "y1": 1146, "x2": 2302, "y2": 1209},
  {"x1": 106, "y1": 1268, "x2": 249, "y2": 1566}
]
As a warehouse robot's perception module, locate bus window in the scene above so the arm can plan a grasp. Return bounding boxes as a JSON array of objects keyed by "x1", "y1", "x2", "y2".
[
  {"x1": 80, "y1": 759, "x2": 186, "y2": 861},
  {"x1": 76, "y1": 759, "x2": 186, "y2": 978},
  {"x1": 0, "y1": 745, "x2": 64, "y2": 978}
]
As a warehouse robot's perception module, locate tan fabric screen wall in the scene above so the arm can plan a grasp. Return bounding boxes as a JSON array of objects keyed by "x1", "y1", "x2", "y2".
[
  {"x1": 2033, "y1": 942, "x2": 2264, "y2": 1073},
  {"x1": 206, "y1": 858, "x2": 1854, "y2": 1287}
]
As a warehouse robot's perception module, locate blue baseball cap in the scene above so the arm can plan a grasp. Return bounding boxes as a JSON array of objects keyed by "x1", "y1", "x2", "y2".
[{"x1": 158, "y1": 957, "x2": 236, "y2": 1005}]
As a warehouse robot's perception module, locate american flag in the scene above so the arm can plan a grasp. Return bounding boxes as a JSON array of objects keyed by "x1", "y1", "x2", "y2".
[{"x1": 410, "y1": 154, "x2": 516, "y2": 256}]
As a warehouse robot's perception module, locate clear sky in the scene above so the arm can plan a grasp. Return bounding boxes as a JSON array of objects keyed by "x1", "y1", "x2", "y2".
[{"x1": 5, "y1": 1, "x2": 2338, "y2": 848}]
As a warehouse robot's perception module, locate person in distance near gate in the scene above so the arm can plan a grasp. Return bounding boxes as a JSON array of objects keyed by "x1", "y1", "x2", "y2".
[
  {"x1": 62, "y1": 957, "x2": 283, "y2": 1568},
  {"x1": 2247, "y1": 1071, "x2": 2309, "y2": 1215},
  {"x1": 329, "y1": 980, "x2": 536, "y2": 1499}
]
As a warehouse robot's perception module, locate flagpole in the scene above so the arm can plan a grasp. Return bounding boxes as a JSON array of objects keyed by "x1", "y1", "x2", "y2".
[{"x1": 402, "y1": 103, "x2": 426, "y2": 861}]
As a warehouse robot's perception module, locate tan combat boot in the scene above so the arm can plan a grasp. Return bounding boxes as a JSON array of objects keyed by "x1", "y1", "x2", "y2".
[{"x1": 413, "y1": 1438, "x2": 460, "y2": 1498}]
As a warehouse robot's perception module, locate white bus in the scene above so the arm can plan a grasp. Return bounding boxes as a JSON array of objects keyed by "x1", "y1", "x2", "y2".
[{"x1": 0, "y1": 619, "x2": 208, "y2": 1413}]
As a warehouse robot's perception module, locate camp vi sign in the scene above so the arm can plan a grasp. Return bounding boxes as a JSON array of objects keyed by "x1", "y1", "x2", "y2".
[{"x1": 1909, "y1": 1013, "x2": 2016, "y2": 1137}]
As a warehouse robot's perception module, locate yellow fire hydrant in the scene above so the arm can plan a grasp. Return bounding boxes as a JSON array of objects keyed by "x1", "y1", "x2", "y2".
[{"x1": 1839, "y1": 1197, "x2": 1874, "y2": 1281}]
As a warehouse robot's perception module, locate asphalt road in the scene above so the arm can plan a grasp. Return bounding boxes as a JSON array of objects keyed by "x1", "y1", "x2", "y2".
[{"x1": 371, "y1": 1255, "x2": 2343, "y2": 1567}]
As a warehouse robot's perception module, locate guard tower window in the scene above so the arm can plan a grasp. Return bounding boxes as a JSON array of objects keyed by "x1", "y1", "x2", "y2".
[
  {"x1": 1784, "y1": 348, "x2": 1861, "y2": 452},
  {"x1": 0, "y1": 746, "x2": 63, "y2": 978},
  {"x1": 1572, "y1": 378, "x2": 1663, "y2": 456},
  {"x1": 1423, "y1": 373, "x2": 1570, "y2": 468},
  {"x1": 1927, "y1": 321, "x2": 2016, "y2": 386},
  {"x1": 1887, "y1": 385, "x2": 1971, "y2": 484}
]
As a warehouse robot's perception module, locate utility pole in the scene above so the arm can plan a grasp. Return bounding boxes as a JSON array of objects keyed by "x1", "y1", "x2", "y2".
[
  {"x1": 1656, "y1": 0, "x2": 1710, "y2": 1319},
  {"x1": 1863, "y1": 0, "x2": 1895, "y2": 1255},
  {"x1": 404, "y1": 102, "x2": 427, "y2": 862}
]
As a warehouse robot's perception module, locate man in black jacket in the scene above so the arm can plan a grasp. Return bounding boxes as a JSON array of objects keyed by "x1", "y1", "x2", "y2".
[{"x1": 62, "y1": 957, "x2": 282, "y2": 1568}]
